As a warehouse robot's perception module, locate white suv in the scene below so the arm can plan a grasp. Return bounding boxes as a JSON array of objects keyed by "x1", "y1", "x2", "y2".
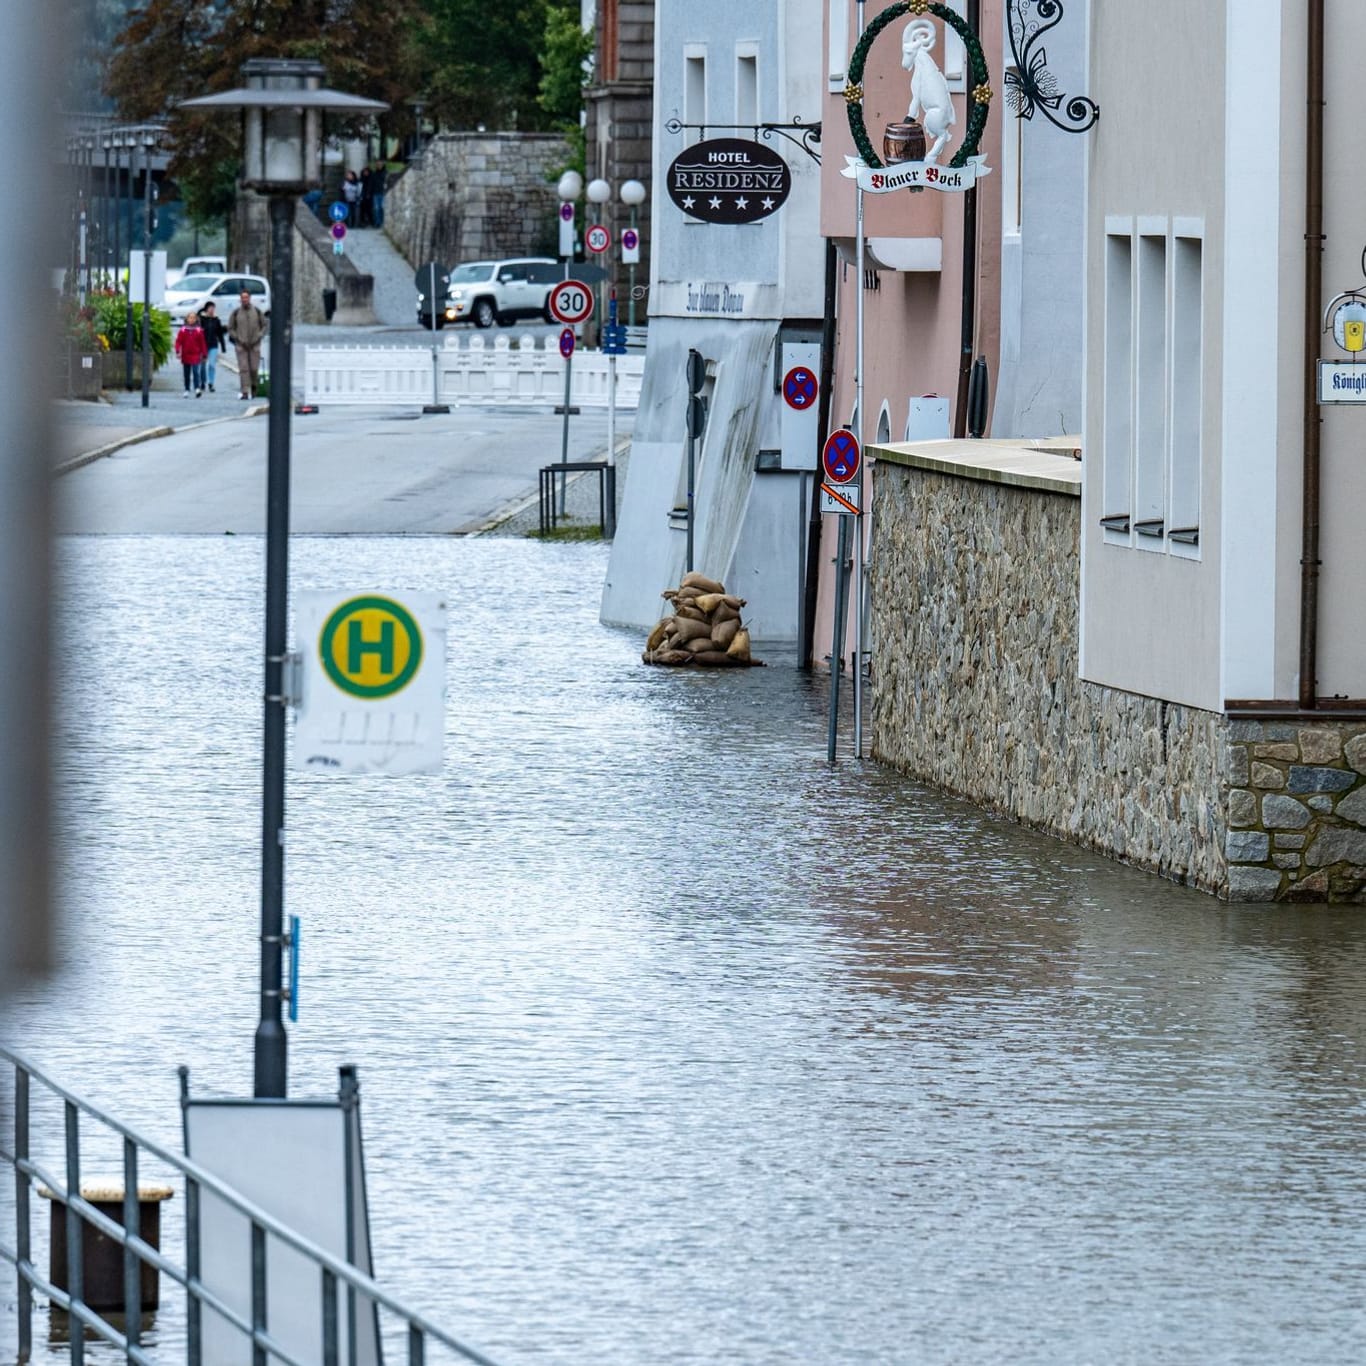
[{"x1": 417, "y1": 257, "x2": 560, "y2": 329}]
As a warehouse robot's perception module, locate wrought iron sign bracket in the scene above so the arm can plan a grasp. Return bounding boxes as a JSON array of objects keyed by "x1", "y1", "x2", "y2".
[
  {"x1": 1005, "y1": 0, "x2": 1099, "y2": 134},
  {"x1": 665, "y1": 116, "x2": 822, "y2": 164}
]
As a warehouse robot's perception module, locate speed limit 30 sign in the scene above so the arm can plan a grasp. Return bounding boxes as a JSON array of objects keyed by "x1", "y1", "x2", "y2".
[{"x1": 548, "y1": 279, "x2": 594, "y2": 325}]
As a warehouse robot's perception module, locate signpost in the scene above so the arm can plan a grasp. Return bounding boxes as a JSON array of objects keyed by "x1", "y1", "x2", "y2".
[
  {"x1": 330, "y1": 221, "x2": 346, "y2": 256},
  {"x1": 621, "y1": 227, "x2": 640, "y2": 264},
  {"x1": 551, "y1": 281, "x2": 595, "y2": 513},
  {"x1": 293, "y1": 591, "x2": 447, "y2": 776},
  {"x1": 415, "y1": 260, "x2": 450, "y2": 414},
  {"x1": 685, "y1": 349, "x2": 706, "y2": 572}
]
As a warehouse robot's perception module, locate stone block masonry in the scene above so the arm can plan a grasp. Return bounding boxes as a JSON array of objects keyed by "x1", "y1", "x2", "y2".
[
  {"x1": 868, "y1": 443, "x2": 1364, "y2": 904},
  {"x1": 1224, "y1": 724, "x2": 1366, "y2": 902},
  {"x1": 383, "y1": 133, "x2": 570, "y2": 273}
]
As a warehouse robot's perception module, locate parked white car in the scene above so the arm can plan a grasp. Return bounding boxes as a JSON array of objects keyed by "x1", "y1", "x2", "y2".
[
  {"x1": 165, "y1": 255, "x2": 228, "y2": 289},
  {"x1": 417, "y1": 257, "x2": 560, "y2": 329},
  {"x1": 165, "y1": 272, "x2": 270, "y2": 325}
]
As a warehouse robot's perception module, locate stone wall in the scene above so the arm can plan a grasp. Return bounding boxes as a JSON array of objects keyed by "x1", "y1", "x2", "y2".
[
  {"x1": 382, "y1": 132, "x2": 570, "y2": 272},
  {"x1": 292, "y1": 205, "x2": 376, "y2": 325},
  {"x1": 1224, "y1": 721, "x2": 1366, "y2": 901},
  {"x1": 870, "y1": 458, "x2": 1228, "y2": 894}
]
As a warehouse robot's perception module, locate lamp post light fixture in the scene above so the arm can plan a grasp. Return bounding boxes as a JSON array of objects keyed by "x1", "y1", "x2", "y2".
[
  {"x1": 179, "y1": 61, "x2": 386, "y2": 1100},
  {"x1": 620, "y1": 178, "x2": 647, "y2": 328}
]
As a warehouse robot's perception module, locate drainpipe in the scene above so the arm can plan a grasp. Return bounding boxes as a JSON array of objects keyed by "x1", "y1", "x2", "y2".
[
  {"x1": 1299, "y1": 0, "x2": 1324, "y2": 709},
  {"x1": 802, "y1": 238, "x2": 840, "y2": 669},
  {"x1": 952, "y1": 0, "x2": 982, "y2": 438}
]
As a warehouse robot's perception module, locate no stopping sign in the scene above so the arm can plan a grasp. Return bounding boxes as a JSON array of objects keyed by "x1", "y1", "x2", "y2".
[{"x1": 548, "y1": 279, "x2": 594, "y2": 325}]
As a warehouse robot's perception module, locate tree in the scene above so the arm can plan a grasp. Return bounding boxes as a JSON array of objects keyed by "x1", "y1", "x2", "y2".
[
  {"x1": 417, "y1": 0, "x2": 582, "y2": 132},
  {"x1": 105, "y1": 0, "x2": 426, "y2": 223},
  {"x1": 537, "y1": 3, "x2": 593, "y2": 130}
]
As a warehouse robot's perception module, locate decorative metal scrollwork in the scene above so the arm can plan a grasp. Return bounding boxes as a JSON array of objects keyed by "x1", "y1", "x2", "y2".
[
  {"x1": 1004, "y1": 0, "x2": 1099, "y2": 134},
  {"x1": 664, "y1": 115, "x2": 822, "y2": 165}
]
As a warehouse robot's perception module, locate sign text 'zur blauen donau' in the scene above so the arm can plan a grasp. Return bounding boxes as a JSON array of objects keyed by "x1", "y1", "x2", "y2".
[{"x1": 666, "y1": 138, "x2": 791, "y2": 225}]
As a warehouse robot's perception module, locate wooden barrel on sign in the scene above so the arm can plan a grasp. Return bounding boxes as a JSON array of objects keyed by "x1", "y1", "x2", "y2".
[{"x1": 883, "y1": 121, "x2": 927, "y2": 192}]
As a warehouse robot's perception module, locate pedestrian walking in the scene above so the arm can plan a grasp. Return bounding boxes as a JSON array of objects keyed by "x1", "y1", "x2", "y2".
[
  {"x1": 370, "y1": 161, "x2": 388, "y2": 230},
  {"x1": 228, "y1": 289, "x2": 267, "y2": 400},
  {"x1": 359, "y1": 163, "x2": 373, "y2": 227},
  {"x1": 199, "y1": 300, "x2": 227, "y2": 393},
  {"x1": 174, "y1": 311, "x2": 209, "y2": 397},
  {"x1": 341, "y1": 169, "x2": 361, "y2": 226}
]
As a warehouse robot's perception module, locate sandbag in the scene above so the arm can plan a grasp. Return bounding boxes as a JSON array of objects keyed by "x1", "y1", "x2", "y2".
[
  {"x1": 712, "y1": 618, "x2": 740, "y2": 649},
  {"x1": 685, "y1": 636, "x2": 718, "y2": 653},
  {"x1": 675, "y1": 604, "x2": 707, "y2": 621},
  {"x1": 671, "y1": 617, "x2": 711, "y2": 643},
  {"x1": 692, "y1": 650, "x2": 740, "y2": 667},
  {"x1": 681, "y1": 572, "x2": 725, "y2": 594},
  {"x1": 652, "y1": 648, "x2": 694, "y2": 666},
  {"x1": 726, "y1": 628, "x2": 751, "y2": 662},
  {"x1": 711, "y1": 603, "x2": 740, "y2": 626},
  {"x1": 722, "y1": 595, "x2": 746, "y2": 610},
  {"x1": 676, "y1": 585, "x2": 702, "y2": 600},
  {"x1": 646, "y1": 619, "x2": 670, "y2": 652},
  {"x1": 694, "y1": 592, "x2": 725, "y2": 615}
]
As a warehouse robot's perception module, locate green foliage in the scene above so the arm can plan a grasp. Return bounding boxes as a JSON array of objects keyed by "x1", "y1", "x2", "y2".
[
  {"x1": 419, "y1": 0, "x2": 582, "y2": 131},
  {"x1": 59, "y1": 295, "x2": 104, "y2": 353},
  {"x1": 90, "y1": 293, "x2": 174, "y2": 369},
  {"x1": 105, "y1": 0, "x2": 426, "y2": 221},
  {"x1": 537, "y1": 4, "x2": 594, "y2": 128}
]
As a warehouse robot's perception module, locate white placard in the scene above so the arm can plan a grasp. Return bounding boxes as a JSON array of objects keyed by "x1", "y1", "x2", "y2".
[
  {"x1": 185, "y1": 1097, "x2": 379, "y2": 1366},
  {"x1": 127, "y1": 250, "x2": 167, "y2": 305},
  {"x1": 820, "y1": 480, "x2": 861, "y2": 516},
  {"x1": 1318, "y1": 360, "x2": 1366, "y2": 404},
  {"x1": 294, "y1": 590, "x2": 446, "y2": 775}
]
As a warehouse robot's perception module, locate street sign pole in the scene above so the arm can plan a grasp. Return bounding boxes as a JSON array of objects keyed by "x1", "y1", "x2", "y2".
[
  {"x1": 606, "y1": 292, "x2": 618, "y2": 537},
  {"x1": 852, "y1": 0, "x2": 868, "y2": 760},
  {"x1": 827, "y1": 514, "x2": 851, "y2": 763},
  {"x1": 422, "y1": 260, "x2": 449, "y2": 414}
]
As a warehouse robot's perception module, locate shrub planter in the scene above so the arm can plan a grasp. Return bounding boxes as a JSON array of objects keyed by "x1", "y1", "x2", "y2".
[{"x1": 66, "y1": 349, "x2": 103, "y2": 401}]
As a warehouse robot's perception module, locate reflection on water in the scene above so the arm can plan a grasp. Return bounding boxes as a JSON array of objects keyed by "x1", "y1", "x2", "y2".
[{"x1": 3, "y1": 536, "x2": 1366, "y2": 1364}]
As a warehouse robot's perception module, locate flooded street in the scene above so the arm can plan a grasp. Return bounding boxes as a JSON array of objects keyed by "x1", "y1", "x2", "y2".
[{"x1": 6, "y1": 534, "x2": 1366, "y2": 1363}]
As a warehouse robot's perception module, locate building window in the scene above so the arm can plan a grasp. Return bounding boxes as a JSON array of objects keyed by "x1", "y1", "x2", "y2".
[
  {"x1": 828, "y1": 0, "x2": 849, "y2": 91},
  {"x1": 1168, "y1": 233, "x2": 1203, "y2": 555},
  {"x1": 1102, "y1": 230, "x2": 1133, "y2": 538},
  {"x1": 1133, "y1": 232, "x2": 1168, "y2": 548},
  {"x1": 736, "y1": 49, "x2": 758, "y2": 126},
  {"x1": 1102, "y1": 219, "x2": 1204, "y2": 555},
  {"x1": 685, "y1": 50, "x2": 707, "y2": 126}
]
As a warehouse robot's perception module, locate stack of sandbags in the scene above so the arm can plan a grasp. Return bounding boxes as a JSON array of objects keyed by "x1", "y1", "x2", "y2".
[{"x1": 642, "y1": 572, "x2": 763, "y2": 668}]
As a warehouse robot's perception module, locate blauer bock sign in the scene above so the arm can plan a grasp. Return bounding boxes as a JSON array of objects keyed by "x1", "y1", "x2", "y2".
[{"x1": 666, "y1": 138, "x2": 791, "y2": 225}]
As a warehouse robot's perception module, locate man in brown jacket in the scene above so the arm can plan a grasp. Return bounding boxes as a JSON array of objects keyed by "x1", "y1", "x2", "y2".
[{"x1": 228, "y1": 289, "x2": 268, "y2": 399}]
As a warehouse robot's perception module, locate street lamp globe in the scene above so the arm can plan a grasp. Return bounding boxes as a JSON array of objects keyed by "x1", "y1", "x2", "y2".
[
  {"x1": 586, "y1": 178, "x2": 611, "y2": 205},
  {"x1": 620, "y1": 179, "x2": 647, "y2": 207},
  {"x1": 557, "y1": 169, "x2": 583, "y2": 201}
]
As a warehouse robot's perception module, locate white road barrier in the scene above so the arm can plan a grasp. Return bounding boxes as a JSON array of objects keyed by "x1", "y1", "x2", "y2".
[{"x1": 303, "y1": 333, "x2": 644, "y2": 409}]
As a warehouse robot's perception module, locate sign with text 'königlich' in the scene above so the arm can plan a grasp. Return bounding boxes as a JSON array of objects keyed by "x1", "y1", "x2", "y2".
[
  {"x1": 294, "y1": 590, "x2": 447, "y2": 775},
  {"x1": 666, "y1": 138, "x2": 791, "y2": 225}
]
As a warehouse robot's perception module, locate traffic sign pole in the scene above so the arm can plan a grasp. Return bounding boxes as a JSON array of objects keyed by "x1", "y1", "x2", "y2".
[
  {"x1": 606, "y1": 292, "x2": 618, "y2": 537},
  {"x1": 422, "y1": 260, "x2": 449, "y2": 414}
]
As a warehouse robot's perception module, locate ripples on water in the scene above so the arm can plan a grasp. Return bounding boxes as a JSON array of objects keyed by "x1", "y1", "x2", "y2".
[{"x1": 4, "y1": 535, "x2": 1366, "y2": 1364}]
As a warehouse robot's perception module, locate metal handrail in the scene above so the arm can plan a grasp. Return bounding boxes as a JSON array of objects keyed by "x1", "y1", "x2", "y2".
[{"x1": 1, "y1": 1045, "x2": 502, "y2": 1365}]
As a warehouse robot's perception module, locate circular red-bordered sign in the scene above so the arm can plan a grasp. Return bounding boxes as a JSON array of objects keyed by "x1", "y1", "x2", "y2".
[
  {"x1": 822, "y1": 428, "x2": 861, "y2": 484},
  {"x1": 586, "y1": 224, "x2": 611, "y2": 254},
  {"x1": 548, "y1": 280, "x2": 594, "y2": 325},
  {"x1": 782, "y1": 366, "x2": 818, "y2": 411}
]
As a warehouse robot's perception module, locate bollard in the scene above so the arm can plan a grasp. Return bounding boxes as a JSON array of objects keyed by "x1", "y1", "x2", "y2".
[{"x1": 41, "y1": 1182, "x2": 174, "y2": 1311}]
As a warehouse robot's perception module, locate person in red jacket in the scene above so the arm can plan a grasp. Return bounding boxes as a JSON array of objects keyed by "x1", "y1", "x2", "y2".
[{"x1": 175, "y1": 311, "x2": 209, "y2": 397}]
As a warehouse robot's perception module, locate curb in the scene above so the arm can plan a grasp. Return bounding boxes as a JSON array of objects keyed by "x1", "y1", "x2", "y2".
[
  {"x1": 55, "y1": 404, "x2": 271, "y2": 477},
  {"x1": 463, "y1": 437, "x2": 629, "y2": 537}
]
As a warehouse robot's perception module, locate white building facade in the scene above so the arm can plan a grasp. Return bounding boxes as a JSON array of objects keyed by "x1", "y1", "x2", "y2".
[{"x1": 600, "y1": 0, "x2": 826, "y2": 643}]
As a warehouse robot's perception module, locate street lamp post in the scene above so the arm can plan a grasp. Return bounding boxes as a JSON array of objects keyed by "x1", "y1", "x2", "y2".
[
  {"x1": 138, "y1": 126, "x2": 164, "y2": 409},
  {"x1": 586, "y1": 177, "x2": 610, "y2": 347},
  {"x1": 180, "y1": 61, "x2": 387, "y2": 1100},
  {"x1": 620, "y1": 179, "x2": 646, "y2": 329}
]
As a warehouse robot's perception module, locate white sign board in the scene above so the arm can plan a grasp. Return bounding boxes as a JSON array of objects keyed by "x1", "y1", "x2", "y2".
[
  {"x1": 127, "y1": 250, "x2": 167, "y2": 305},
  {"x1": 780, "y1": 342, "x2": 821, "y2": 471},
  {"x1": 184, "y1": 1096, "x2": 379, "y2": 1366},
  {"x1": 294, "y1": 590, "x2": 446, "y2": 775},
  {"x1": 820, "y1": 480, "x2": 861, "y2": 516},
  {"x1": 1318, "y1": 360, "x2": 1366, "y2": 404}
]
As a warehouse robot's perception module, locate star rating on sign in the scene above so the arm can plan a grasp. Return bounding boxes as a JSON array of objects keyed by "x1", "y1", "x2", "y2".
[
  {"x1": 682, "y1": 195, "x2": 696, "y2": 210},
  {"x1": 709, "y1": 196, "x2": 722, "y2": 210},
  {"x1": 761, "y1": 197, "x2": 775, "y2": 211},
  {"x1": 736, "y1": 197, "x2": 749, "y2": 210}
]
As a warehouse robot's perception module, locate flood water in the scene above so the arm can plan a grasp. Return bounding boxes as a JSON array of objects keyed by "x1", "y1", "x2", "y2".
[{"x1": 5, "y1": 535, "x2": 1366, "y2": 1364}]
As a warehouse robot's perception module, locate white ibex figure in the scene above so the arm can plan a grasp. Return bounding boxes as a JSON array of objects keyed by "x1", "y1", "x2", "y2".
[{"x1": 902, "y1": 18, "x2": 955, "y2": 163}]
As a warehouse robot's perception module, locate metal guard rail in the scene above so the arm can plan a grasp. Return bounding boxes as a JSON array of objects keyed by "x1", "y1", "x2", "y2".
[{"x1": 0, "y1": 1045, "x2": 501, "y2": 1366}]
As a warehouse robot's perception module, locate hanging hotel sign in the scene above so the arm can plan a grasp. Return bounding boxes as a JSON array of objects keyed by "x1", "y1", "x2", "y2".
[
  {"x1": 1318, "y1": 291, "x2": 1366, "y2": 404},
  {"x1": 842, "y1": 0, "x2": 993, "y2": 195},
  {"x1": 666, "y1": 138, "x2": 792, "y2": 224}
]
